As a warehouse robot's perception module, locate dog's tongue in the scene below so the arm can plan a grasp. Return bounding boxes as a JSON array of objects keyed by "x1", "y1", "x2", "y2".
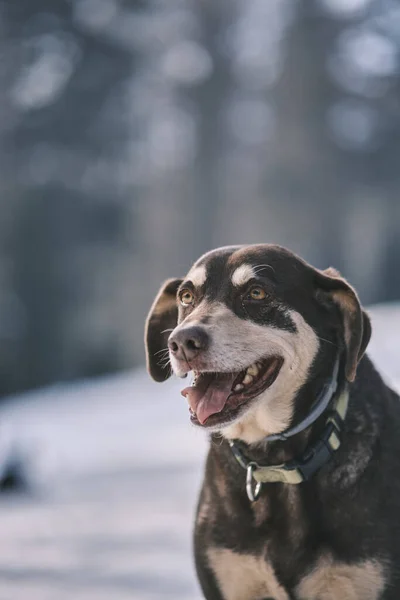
[{"x1": 181, "y1": 372, "x2": 237, "y2": 424}]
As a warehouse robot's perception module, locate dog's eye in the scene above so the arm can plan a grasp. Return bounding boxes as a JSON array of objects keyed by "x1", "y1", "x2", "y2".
[
  {"x1": 180, "y1": 289, "x2": 195, "y2": 306},
  {"x1": 248, "y1": 287, "x2": 267, "y2": 301}
]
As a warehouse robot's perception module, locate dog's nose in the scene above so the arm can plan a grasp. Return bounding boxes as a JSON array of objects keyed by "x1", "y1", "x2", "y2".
[{"x1": 168, "y1": 326, "x2": 209, "y2": 361}]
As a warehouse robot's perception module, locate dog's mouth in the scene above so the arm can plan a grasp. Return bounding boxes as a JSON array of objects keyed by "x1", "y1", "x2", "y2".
[{"x1": 181, "y1": 356, "x2": 283, "y2": 427}]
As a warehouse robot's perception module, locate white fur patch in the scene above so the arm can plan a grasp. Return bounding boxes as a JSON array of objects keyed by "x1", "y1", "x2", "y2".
[
  {"x1": 170, "y1": 301, "x2": 319, "y2": 444},
  {"x1": 187, "y1": 265, "x2": 207, "y2": 288},
  {"x1": 296, "y1": 555, "x2": 386, "y2": 600},
  {"x1": 207, "y1": 547, "x2": 289, "y2": 600},
  {"x1": 231, "y1": 264, "x2": 255, "y2": 287},
  {"x1": 222, "y1": 309, "x2": 319, "y2": 444}
]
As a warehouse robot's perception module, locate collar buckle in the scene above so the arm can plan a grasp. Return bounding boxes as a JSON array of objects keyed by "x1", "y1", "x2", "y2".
[{"x1": 246, "y1": 462, "x2": 262, "y2": 502}]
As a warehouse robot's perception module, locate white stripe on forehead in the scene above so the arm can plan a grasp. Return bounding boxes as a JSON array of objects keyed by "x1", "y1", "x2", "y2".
[
  {"x1": 187, "y1": 265, "x2": 207, "y2": 287},
  {"x1": 231, "y1": 264, "x2": 256, "y2": 287}
]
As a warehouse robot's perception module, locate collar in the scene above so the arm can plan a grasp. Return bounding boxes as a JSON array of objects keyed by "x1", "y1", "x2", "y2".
[{"x1": 228, "y1": 357, "x2": 349, "y2": 501}]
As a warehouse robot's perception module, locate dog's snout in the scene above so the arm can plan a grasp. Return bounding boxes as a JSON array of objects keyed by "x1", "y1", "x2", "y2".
[{"x1": 168, "y1": 326, "x2": 209, "y2": 361}]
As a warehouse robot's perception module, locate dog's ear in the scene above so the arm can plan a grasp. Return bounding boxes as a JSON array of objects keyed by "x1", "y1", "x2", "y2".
[
  {"x1": 145, "y1": 278, "x2": 183, "y2": 382},
  {"x1": 315, "y1": 267, "x2": 371, "y2": 382}
]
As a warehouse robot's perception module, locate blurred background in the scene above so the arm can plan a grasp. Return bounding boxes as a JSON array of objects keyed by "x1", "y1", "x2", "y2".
[{"x1": 0, "y1": 0, "x2": 399, "y2": 598}]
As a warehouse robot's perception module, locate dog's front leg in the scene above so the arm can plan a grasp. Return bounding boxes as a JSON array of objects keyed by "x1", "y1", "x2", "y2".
[{"x1": 194, "y1": 520, "x2": 225, "y2": 600}]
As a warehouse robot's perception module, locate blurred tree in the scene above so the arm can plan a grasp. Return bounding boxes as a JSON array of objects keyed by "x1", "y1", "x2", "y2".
[
  {"x1": 2, "y1": 0, "x2": 134, "y2": 393},
  {"x1": 0, "y1": 0, "x2": 398, "y2": 396}
]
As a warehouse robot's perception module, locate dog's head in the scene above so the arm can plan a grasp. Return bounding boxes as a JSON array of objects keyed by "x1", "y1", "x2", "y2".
[{"x1": 145, "y1": 245, "x2": 371, "y2": 444}]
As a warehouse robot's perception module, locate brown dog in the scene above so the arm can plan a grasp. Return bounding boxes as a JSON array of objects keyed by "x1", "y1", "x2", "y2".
[{"x1": 145, "y1": 244, "x2": 399, "y2": 599}]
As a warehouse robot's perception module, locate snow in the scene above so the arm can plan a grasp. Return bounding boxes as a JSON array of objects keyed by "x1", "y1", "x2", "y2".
[
  {"x1": 0, "y1": 303, "x2": 398, "y2": 599},
  {"x1": 0, "y1": 372, "x2": 207, "y2": 599}
]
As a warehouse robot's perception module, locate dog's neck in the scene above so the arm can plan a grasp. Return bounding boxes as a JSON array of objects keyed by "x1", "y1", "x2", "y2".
[
  {"x1": 210, "y1": 355, "x2": 385, "y2": 504},
  {"x1": 215, "y1": 355, "x2": 346, "y2": 473}
]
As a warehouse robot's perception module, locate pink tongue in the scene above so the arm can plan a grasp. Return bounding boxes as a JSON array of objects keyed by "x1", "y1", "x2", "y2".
[{"x1": 181, "y1": 373, "x2": 237, "y2": 424}]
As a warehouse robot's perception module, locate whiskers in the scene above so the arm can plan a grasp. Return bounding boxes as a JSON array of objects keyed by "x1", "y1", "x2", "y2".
[
  {"x1": 154, "y1": 347, "x2": 170, "y2": 357},
  {"x1": 316, "y1": 335, "x2": 337, "y2": 347},
  {"x1": 158, "y1": 358, "x2": 172, "y2": 371},
  {"x1": 253, "y1": 263, "x2": 276, "y2": 276},
  {"x1": 155, "y1": 347, "x2": 172, "y2": 370}
]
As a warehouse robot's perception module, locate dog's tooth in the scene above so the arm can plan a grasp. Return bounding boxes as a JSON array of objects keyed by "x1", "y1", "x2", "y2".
[
  {"x1": 247, "y1": 363, "x2": 259, "y2": 377},
  {"x1": 243, "y1": 373, "x2": 254, "y2": 385},
  {"x1": 234, "y1": 384, "x2": 244, "y2": 392}
]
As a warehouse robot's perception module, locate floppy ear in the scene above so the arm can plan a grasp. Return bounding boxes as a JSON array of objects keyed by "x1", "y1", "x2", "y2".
[
  {"x1": 144, "y1": 278, "x2": 183, "y2": 382},
  {"x1": 315, "y1": 267, "x2": 371, "y2": 382}
]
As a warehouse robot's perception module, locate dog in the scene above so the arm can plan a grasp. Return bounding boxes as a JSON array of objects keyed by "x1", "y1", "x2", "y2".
[{"x1": 145, "y1": 244, "x2": 400, "y2": 600}]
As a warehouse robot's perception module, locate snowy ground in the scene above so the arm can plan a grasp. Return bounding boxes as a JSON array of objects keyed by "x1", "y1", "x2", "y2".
[{"x1": 0, "y1": 304, "x2": 398, "y2": 600}]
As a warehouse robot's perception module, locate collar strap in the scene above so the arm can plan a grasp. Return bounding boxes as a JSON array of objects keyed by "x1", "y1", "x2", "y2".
[
  {"x1": 264, "y1": 356, "x2": 340, "y2": 443},
  {"x1": 229, "y1": 387, "x2": 349, "y2": 498}
]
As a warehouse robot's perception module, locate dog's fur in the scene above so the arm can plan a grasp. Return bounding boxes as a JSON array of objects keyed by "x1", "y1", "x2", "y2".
[{"x1": 145, "y1": 244, "x2": 400, "y2": 599}]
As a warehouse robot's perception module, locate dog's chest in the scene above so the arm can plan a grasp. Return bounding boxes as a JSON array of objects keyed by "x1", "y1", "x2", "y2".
[
  {"x1": 207, "y1": 546, "x2": 385, "y2": 600},
  {"x1": 201, "y1": 454, "x2": 386, "y2": 600},
  {"x1": 203, "y1": 487, "x2": 385, "y2": 600}
]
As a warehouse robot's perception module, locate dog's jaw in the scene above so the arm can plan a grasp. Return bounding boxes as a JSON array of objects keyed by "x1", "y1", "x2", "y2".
[
  {"x1": 182, "y1": 356, "x2": 283, "y2": 426},
  {"x1": 222, "y1": 311, "x2": 319, "y2": 443},
  {"x1": 170, "y1": 304, "x2": 319, "y2": 444}
]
